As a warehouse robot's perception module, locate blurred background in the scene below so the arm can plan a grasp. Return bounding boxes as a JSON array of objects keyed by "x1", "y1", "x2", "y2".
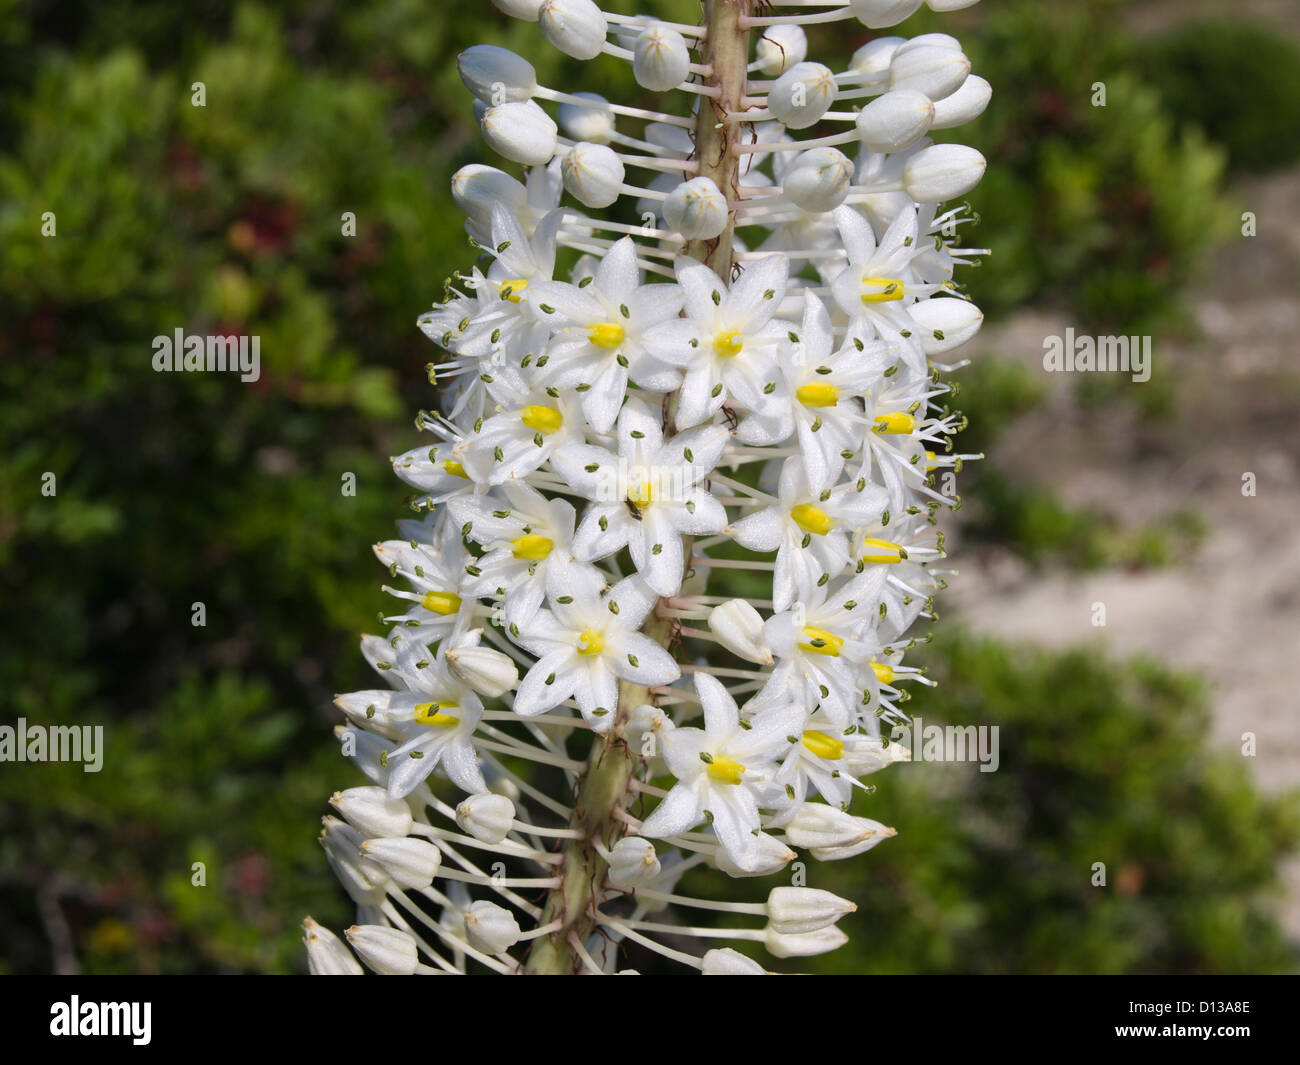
[{"x1": 2, "y1": 0, "x2": 1298, "y2": 974}]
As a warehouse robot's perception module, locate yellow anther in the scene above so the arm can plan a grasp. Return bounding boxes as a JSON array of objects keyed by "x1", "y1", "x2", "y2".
[
  {"x1": 795, "y1": 382, "x2": 841, "y2": 408},
  {"x1": 801, "y1": 729, "x2": 845, "y2": 760},
  {"x1": 860, "y1": 277, "x2": 905, "y2": 303},
  {"x1": 442, "y1": 460, "x2": 469, "y2": 479},
  {"x1": 870, "y1": 661, "x2": 895, "y2": 684},
  {"x1": 576, "y1": 629, "x2": 605, "y2": 656},
  {"x1": 510, "y1": 534, "x2": 554, "y2": 560},
  {"x1": 860, "y1": 538, "x2": 905, "y2": 564},
  {"x1": 713, "y1": 330, "x2": 744, "y2": 358},
  {"x1": 499, "y1": 278, "x2": 529, "y2": 303},
  {"x1": 799, "y1": 626, "x2": 844, "y2": 657},
  {"x1": 706, "y1": 755, "x2": 746, "y2": 785},
  {"x1": 413, "y1": 701, "x2": 460, "y2": 727},
  {"x1": 587, "y1": 322, "x2": 626, "y2": 349},
  {"x1": 925, "y1": 449, "x2": 938, "y2": 470},
  {"x1": 421, "y1": 591, "x2": 463, "y2": 615},
  {"x1": 790, "y1": 503, "x2": 835, "y2": 536},
  {"x1": 874, "y1": 412, "x2": 916, "y2": 434},
  {"x1": 520, "y1": 405, "x2": 564, "y2": 434}
]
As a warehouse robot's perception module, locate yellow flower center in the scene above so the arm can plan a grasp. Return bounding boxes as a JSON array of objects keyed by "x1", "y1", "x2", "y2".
[
  {"x1": 790, "y1": 503, "x2": 835, "y2": 536},
  {"x1": 510, "y1": 534, "x2": 554, "y2": 560},
  {"x1": 713, "y1": 330, "x2": 744, "y2": 358},
  {"x1": 520, "y1": 405, "x2": 564, "y2": 434},
  {"x1": 421, "y1": 591, "x2": 462, "y2": 615},
  {"x1": 413, "y1": 701, "x2": 460, "y2": 727},
  {"x1": 799, "y1": 626, "x2": 844, "y2": 657},
  {"x1": 706, "y1": 755, "x2": 746, "y2": 785},
  {"x1": 795, "y1": 382, "x2": 840, "y2": 408},
  {"x1": 860, "y1": 276, "x2": 905, "y2": 303},
  {"x1": 587, "y1": 322, "x2": 626, "y2": 349},
  {"x1": 874, "y1": 412, "x2": 916, "y2": 434},
  {"x1": 442, "y1": 460, "x2": 469, "y2": 479},
  {"x1": 499, "y1": 278, "x2": 529, "y2": 303},
  {"x1": 576, "y1": 629, "x2": 605, "y2": 656},
  {"x1": 859, "y1": 538, "x2": 905, "y2": 564},
  {"x1": 870, "y1": 661, "x2": 895, "y2": 684},
  {"x1": 801, "y1": 729, "x2": 845, "y2": 760},
  {"x1": 627, "y1": 480, "x2": 654, "y2": 509}
]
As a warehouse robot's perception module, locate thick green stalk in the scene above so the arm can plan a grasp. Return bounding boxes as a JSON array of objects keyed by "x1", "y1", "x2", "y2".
[{"x1": 522, "y1": 0, "x2": 750, "y2": 975}]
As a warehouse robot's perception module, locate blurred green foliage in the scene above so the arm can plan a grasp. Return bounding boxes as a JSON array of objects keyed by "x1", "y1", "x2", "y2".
[{"x1": 0, "y1": 0, "x2": 1294, "y2": 974}]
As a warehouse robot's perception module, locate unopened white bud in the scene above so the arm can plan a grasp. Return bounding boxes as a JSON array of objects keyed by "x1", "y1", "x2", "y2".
[
  {"x1": 849, "y1": 36, "x2": 905, "y2": 80},
  {"x1": 889, "y1": 44, "x2": 971, "y2": 101},
  {"x1": 766, "y1": 886, "x2": 857, "y2": 935},
  {"x1": 856, "y1": 89, "x2": 934, "y2": 155},
  {"x1": 481, "y1": 100, "x2": 558, "y2": 167},
  {"x1": 784, "y1": 148, "x2": 853, "y2": 213},
  {"x1": 330, "y1": 786, "x2": 413, "y2": 839},
  {"x1": 755, "y1": 24, "x2": 806, "y2": 77},
  {"x1": 361, "y1": 837, "x2": 442, "y2": 889},
  {"x1": 850, "y1": 0, "x2": 923, "y2": 29},
  {"x1": 907, "y1": 296, "x2": 983, "y2": 353},
  {"x1": 320, "y1": 816, "x2": 387, "y2": 905},
  {"x1": 346, "y1": 924, "x2": 418, "y2": 974},
  {"x1": 458, "y1": 45, "x2": 537, "y2": 104},
  {"x1": 902, "y1": 143, "x2": 986, "y2": 202},
  {"x1": 764, "y1": 923, "x2": 850, "y2": 958},
  {"x1": 702, "y1": 947, "x2": 768, "y2": 974},
  {"x1": 456, "y1": 792, "x2": 516, "y2": 843},
  {"x1": 446, "y1": 643, "x2": 519, "y2": 698},
  {"x1": 784, "y1": 804, "x2": 888, "y2": 849},
  {"x1": 810, "y1": 824, "x2": 897, "y2": 861},
  {"x1": 930, "y1": 74, "x2": 991, "y2": 130},
  {"x1": 607, "y1": 836, "x2": 661, "y2": 889},
  {"x1": 491, "y1": 0, "x2": 545, "y2": 20},
  {"x1": 303, "y1": 917, "x2": 363, "y2": 975},
  {"x1": 452, "y1": 164, "x2": 527, "y2": 229},
  {"x1": 663, "y1": 176, "x2": 728, "y2": 239},
  {"x1": 563, "y1": 142, "x2": 626, "y2": 208},
  {"x1": 768, "y1": 62, "x2": 837, "y2": 129},
  {"x1": 707, "y1": 599, "x2": 773, "y2": 665},
  {"x1": 633, "y1": 25, "x2": 690, "y2": 92},
  {"x1": 896, "y1": 33, "x2": 963, "y2": 54},
  {"x1": 539, "y1": 0, "x2": 607, "y2": 61},
  {"x1": 715, "y1": 833, "x2": 797, "y2": 877},
  {"x1": 557, "y1": 92, "x2": 615, "y2": 142},
  {"x1": 464, "y1": 901, "x2": 522, "y2": 953}
]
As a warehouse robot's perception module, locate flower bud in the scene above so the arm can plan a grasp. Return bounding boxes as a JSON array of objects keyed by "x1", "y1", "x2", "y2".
[
  {"x1": 491, "y1": 0, "x2": 545, "y2": 19},
  {"x1": 783, "y1": 804, "x2": 885, "y2": 849},
  {"x1": 855, "y1": 89, "x2": 934, "y2": 154},
  {"x1": 633, "y1": 25, "x2": 690, "y2": 91},
  {"x1": 452, "y1": 164, "x2": 527, "y2": 230},
  {"x1": 303, "y1": 917, "x2": 363, "y2": 975},
  {"x1": 464, "y1": 901, "x2": 522, "y2": 953},
  {"x1": 850, "y1": 0, "x2": 923, "y2": 29},
  {"x1": 481, "y1": 100, "x2": 558, "y2": 167},
  {"x1": 929, "y1": 74, "x2": 991, "y2": 130},
  {"x1": 663, "y1": 176, "x2": 728, "y2": 239},
  {"x1": 896, "y1": 32, "x2": 962, "y2": 54},
  {"x1": 346, "y1": 924, "x2": 418, "y2": 975},
  {"x1": 456, "y1": 792, "x2": 516, "y2": 843},
  {"x1": 902, "y1": 143, "x2": 986, "y2": 202},
  {"x1": 445, "y1": 643, "x2": 519, "y2": 697},
  {"x1": 763, "y1": 924, "x2": 850, "y2": 958},
  {"x1": 715, "y1": 832, "x2": 797, "y2": 877},
  {"x1": 707, "y1": 599, "x2": 773, "y2": 665},
  {"x1": 607, "y1": 836, "x2": 661, "y2": 889},
  {"x1": 784, "y1": 147, "x2": 853, "y2": 213},
  {"x1": 849, "y1": 36, "x2": 905, "y2": 80},
  {"x1": 361, "y1": 837, "x2": 442, "y2": 889},
  {"x1": 539, "y1": 0, "x2": 607, "y2": 61},
  {"x1": 320, "y1": 816, "x2": 387, "y2": 905},
  {"x1": 766, "y1": 886, "x2": 857, "y2": 935},
  {"x1": 810, "y1": 824, "x2": 897, "y2": 861},
  {"x1": 755, "y1": 24, "x2": 806, "y2": 77},
  {"x1": 330, "y1": 786, "x2": 413, "y2": 839},
  {"x1": 626, "y1": 702, "x2": 674, "y2": 764},
  {"x1": 889, "y1": 44, "x2": 971, "y2": 101},
  {"x1": 768, "y1": 62, "x2": 836, "y2": 129},
  {"x1": 558, "y1": 92, "x2": 615, "y2": 142},
  {"x1": 458, "y1": 45, "x2": 537, "y2": 105},
  {"x1": 702, "y1": 948, "x2": 768, "y2": 974},
  {"x1": 907, "y1": 296, "x2": 983, "y2": 353},
  {"x1": 562, "y1": 142, "x2": 626, "y2": 208}
]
